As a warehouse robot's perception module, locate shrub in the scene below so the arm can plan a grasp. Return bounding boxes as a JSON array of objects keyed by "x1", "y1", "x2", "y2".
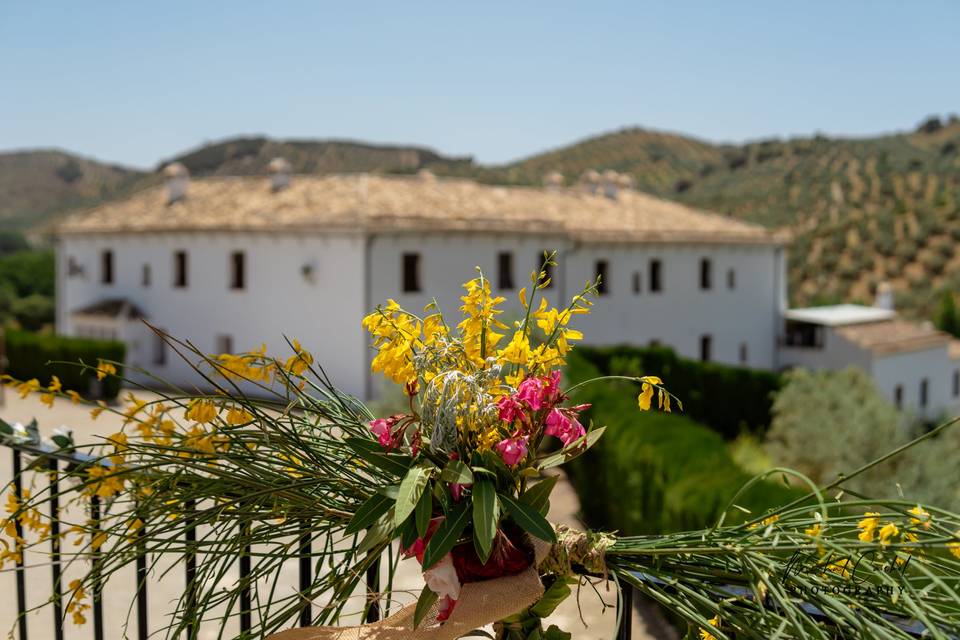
[
  {"x1": 10, "y1": 294, "x2": 54, "y2": 331},
  {"x1": 574, "y1": 345, "x2": 781, "y2": 438},
  {"x1": 4, "y1": 330, "x2": 125, "y2": 399},
  {"x1": 565, "y1": 354, "x2": 799, "y2": 534}
]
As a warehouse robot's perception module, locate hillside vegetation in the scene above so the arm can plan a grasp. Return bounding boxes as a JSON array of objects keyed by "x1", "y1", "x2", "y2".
[{"x1": 4, "y1": 118, "x2": 959, "y2": 317}]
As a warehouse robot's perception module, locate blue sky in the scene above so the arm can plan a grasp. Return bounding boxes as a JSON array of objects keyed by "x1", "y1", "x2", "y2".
[{"x1": 2, "y1": 1, "x2": 958, "y2": 169}]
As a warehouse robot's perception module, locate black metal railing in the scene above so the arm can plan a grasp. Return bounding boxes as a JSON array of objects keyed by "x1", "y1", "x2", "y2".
[{"x1": 3, "y1": 439, "x2": 635, "y2": 638}]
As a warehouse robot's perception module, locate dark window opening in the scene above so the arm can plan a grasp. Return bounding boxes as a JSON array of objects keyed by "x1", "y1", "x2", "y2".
[
  {"x1": 595, "y1": 260, "x2": 609, "y2": 295},
  {"x1": 402, "y1": 253, "x2": 421, "y2": 293},
  {"x1": 101, "y1": 250, "x2": 114, "y2": 285},
  {"x1": 700, "y1": 334, "x2": 712, "y2": 362},
  {"x1": 497, "y1": 252, "x2": 514, "y2": 290},
  {"x1": 920, "y1": 378, "x2": 929, "y2": 408},
  {"x1": 894, "y1": 385, "x2": 904, "y2": 410},
  {"x1": 739, "y1": 342, "x2": 748, "y2": 365},
  {"x1": 153, "y1": 332, "x2": 167, "y2": 366},
  {"x1": 230, "y1": 251, "x2": 246, "y2": 290},
  {"x1": 700, "y1": 258, "x2": 712, "y2": 290},
  {"x1": 727, "y1": 268, "x2": 736, "y2": 290},
  {"x1": 632, "y1": 271, "x2": 641, "y2": 294},
  {"x1": 649, "y1": 259, "x2": 662, "y2": 292},
  {"x1": 954, "y1": 370, "x2": 960, "y2": 398},
  {"x1": 216, "y1": 334, "x2": 233, "y2": 354},
  {"x1": 535, "y1": 253, "x2": 554, "y2": 288},
  {"x1": 174, "y1": 251, "x2": 188, "y2": 288},
  {"x1": 784, "y1": 320, "x2": 825, "y2": 348},
  {"x1": 141, "y1": 264, "x2": 151, "y2": 287}
]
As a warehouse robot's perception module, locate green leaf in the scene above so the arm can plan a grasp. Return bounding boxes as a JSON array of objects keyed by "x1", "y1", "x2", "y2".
[
  {"x1": 440, "y1": 459, "x2": 474, "y2": 484},
  {"x1": 395, "y1": 465, "x2": 431, "y2": 527},
  {"x1": 415, "y1": 483, "x2": 433, "y2": 537},
  {"x1": 345, "y1": 492, "x2": 395, "y2": 535},
  {"x1": 472, "y1": 477, "x2": 499, "y2": 563},
  {"x1": 413, "y1": 585, "x2": 439, "y2": 629},
  {"x1": 530, "y1": 577, "x2": 574, "y2": 618},
  {"x1": 357, "y1": 513, "x2": 392, "y2": 555},
  {"x1": 543, "y1": 625, "x2": 572, "y2": 640},
  {"x1": 499, "y1": 492, "x2": 556, "y2": 543},
  {"x1": 519, "y1": 475, "x2": 558, "y2": 515},
  {"x1": 0, "y1": 418, "x2": 12, "y2": 436},
  {"x1": 422, "y1": 503, "x2": 471, "y2": 569},
  {"x1": 536, "y1": 427, "x2": 606, "y2": 470},
  {"x1": 345, "y1": 437, "x2": 413, "y2": 476}
]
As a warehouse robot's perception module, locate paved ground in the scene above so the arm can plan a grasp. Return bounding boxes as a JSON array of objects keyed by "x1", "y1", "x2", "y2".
[{"x1": 0, "y1": 389, "x2": 669, "y2": 639}]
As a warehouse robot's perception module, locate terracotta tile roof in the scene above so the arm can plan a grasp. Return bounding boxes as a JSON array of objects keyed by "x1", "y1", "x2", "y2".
[
  {"x1": 73, "y1": 297, "x2": 146, "y2": 319},
  {"x1": 836, "y1": 319, "x2": 952, "y2": 356},
  {"x1": 55, "y1": 174, "x2": 784, "y2": 245}
]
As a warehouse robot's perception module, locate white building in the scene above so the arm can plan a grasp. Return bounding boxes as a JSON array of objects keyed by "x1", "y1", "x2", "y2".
[
  {"x1": 780, "y1": 303, "x2": 960, "y2": 420},
  {"x1": 55, "y1": 166, "x2": 787, "y2": 398}
]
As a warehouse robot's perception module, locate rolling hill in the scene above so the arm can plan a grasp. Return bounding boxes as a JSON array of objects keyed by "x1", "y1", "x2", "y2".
[{"x1": 3, "y1": 118, "x2": 959, "y2": 318}]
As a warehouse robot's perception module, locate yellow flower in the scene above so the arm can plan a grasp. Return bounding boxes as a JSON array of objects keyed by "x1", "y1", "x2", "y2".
[
  {"x1": 948, "y1": 531, "x2": 960, "y2": 560},
  {"x1": 95, "y1": 361, "x2": 116, "y2": 381},
  {"x1": 90, "y1": 401, "x2": 108, "y2": 420},
  {"x1": 827, "y1": 558, "x2": 852, "y2": 579},
  {"x1": 748, "y1": 514, "x2": 779, "y2": 530},
  {"x1": 857, "y1": 512, "x2": 881, "y2": 542},
  {"x1": 17, "y1": 378, "x2": 40, "y2": 399},
  {"x1": 48, "y1": 376, "x2": 62, "y2": 393},
  {"x1": 805, "y1": 523, "x2": 822, "y2": 537},
  {"x1": 458, "y1": 276, "x2": 507, "y2": 365},
  {"x1": 67, "y1": 390, "x2": 81, "y2": 404},
  {"x1": 637, "y1": 381, "x2": 656, "y2": 410},
  {"x1": 40, "y1": 393, "x2": 55, "y2": 408},
  {"x1": 185, "y1": 399, "x2": 218, "y2": 424},
  {"x1": 909, "y1": 506, "x2": 932, "y2": 530},
  {"x1": 283, "y1": 339, "x2": 314, "y2": 376},
  {"x1": 878, "y1": 522, "x2": 899, "y2": 546},
  {"x1": 497, "y1": 331, "x2": 533, "y2": 367},
  {"x1": 226, "y1": 406, "x2": 253, "y2": 426},
  {"x1": 699, "y1": 615, "x2": 720, "y2": 640}
]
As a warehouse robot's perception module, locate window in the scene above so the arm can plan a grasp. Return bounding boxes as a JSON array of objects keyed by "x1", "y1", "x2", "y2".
[
  {"x1": 153, "y1": 332, "x2": 167, "y2": 366},
  {"x1": 739, "y1": 342, "x2": 748, "y2": 365},
  {"x1": 497, "y1": 252, "x2": 514, "y2": 290},
  {"x1": 920, "y1": 378, "x2": 929, "y2": 408},
  {"x1": 954, "y1": 370, "x2": 960, "y2": 398},
  {"x1": 535, "y1": 253, "x2": 554, "y2": 288},
  {"x1": 173, "y1": 251, "x2": 188, "y2": 288},
  {"x1": 141, "y1": 264, "x2": 151, "y2": 287},
  {"x1": 894, "y1": 385, "x2": 904, "y2": 410},
  {"x1": 727, "y1": 268, "x2": 736, "y2": 290},
  {"x1": 101, "y1": 250, "x2": 114, "y2": 285},
  {"x1": 632, "y1": 271, "x2": 641, "y2": 294},
  {"x1": 700, "y1": 334, "x2": 712, "y2": 362},
  {"x1": 700, "y1": 258, "x2": 712, "y2": 290},
  {"x1": 230, "y1": 251, "x2": 246, "y2": 290},
  {"x1": 402, "y1": 253, "x2": 421, "y2": 293},
  {"x1": 215, "y1": 334, "x2": 233, "y2": 354},
  {"x1": 649, "y1": 259, "x2": 662, "y2": 292},
  {"x1": 595, "y1": 260, "x2": 609, "y2": 295}
]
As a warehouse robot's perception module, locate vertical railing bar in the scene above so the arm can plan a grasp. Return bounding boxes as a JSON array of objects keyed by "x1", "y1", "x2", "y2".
[
  {"x1": 364, "y1": 556, "x2": 381, "y2": 624},
  {"x1": 48, "y1": 459, "x2": 64, "y2": 640},
  {"x1": 184, "y1": 498, "x2": 197, "y2": 639},
  {"x1": 617, "y1": 581, "x2": 634, "y2": 640},
  {"x1": 239, "y1": 520, "x2": 252, "y2": 634},
  {"x1": 90, "y1": 495, "x2": 104, "y2": 640},
  {"x1": 136, "y1": 503, "x2": 148, "y2": 640},
  {"x1": 12, "y1": 449, "x2": 28, "y2": 640},
  {"x1": 298, "y1": 519, "x2": 311, "y2": 627}
]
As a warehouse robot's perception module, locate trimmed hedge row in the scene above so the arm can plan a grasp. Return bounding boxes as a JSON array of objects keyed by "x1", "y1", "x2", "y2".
[
  {"x1": 565, "y1": 353, "x2": 799, "y2": 534},
  {"x1": 5, "y1": 330, "x2": 125, "y2": 399},
  {"x1": 575, "y1": 344, "x2": 781, "y2": 438}
]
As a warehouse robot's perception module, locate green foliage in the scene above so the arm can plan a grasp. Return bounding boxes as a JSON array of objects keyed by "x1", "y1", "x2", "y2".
[
  {"x1": 0, "y1": 249, "x2": 54, "y2": 298},
  {"x1": 934, "y1": 291, "x2": 960, "y2": 338},
  {"x1": 575, "y1": 344, "x2": 781, "y2": 438},
  {"x1": 10, "y1": 294, "x2": 55, "y2": 331},
  {"x1": 4, "y1": 329, "x2": 125, "y2": 399},
  {"x1": 565, "y1": 353, "x2": 798, "y2": 534}
]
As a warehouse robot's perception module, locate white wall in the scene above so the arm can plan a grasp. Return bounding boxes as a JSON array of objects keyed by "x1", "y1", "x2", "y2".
[
  {"x1": 57, "y1": 231, "x2": 368, "y2": 397},
  {"x1": 778, "y1": 328, "x2": 873, "y2": 372},
  {"x1": 872, "y1": 348, "x2": 960, "y2": 421}
]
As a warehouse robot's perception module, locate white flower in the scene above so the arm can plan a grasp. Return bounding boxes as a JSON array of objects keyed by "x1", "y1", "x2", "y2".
[
  {"x1": 11, "y1": 422, "x2": 28, "y2": 442},
  {"x1": 423, "y1": 553, "x2": 460, "y2": 601}
]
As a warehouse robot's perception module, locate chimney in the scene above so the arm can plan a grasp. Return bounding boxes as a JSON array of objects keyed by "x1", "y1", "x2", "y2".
[
  {"x1": 268, "y1": 157, "x2": 292, "y2": 192},
  {"x1": 543, "y1": 171, "x2": 564, "y2": 191},
  {"x1": 602, "y1": 169, "x2": 620, "y2": 199},
  {"x1": 162, "y1": 162, "x2": 189, "y2": 204},
  {"x1": 875, "y1": 281, "x2": 894, "y2": 311}
]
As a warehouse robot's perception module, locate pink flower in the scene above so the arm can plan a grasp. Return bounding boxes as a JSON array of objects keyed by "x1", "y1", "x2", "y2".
[
  {"x1": 544, "y1": 409, "x2": 586, "y2": 447},
  {"x1": 436, "y1": 595, "x2": 457, "y2": 622},
  {"x1": 423, "y1": 553, "x2": 461, "y2": 600},
  {"x1": 495, "y1": 436, "x2": 529, "y2": 466},
  {"x1": 543, "y1": 370, "x2": 563, "y2": 406},
  {"x1": 516, "y1": 377, "x2": 546, "y2": 410},
  {"x1": 368, "y1": 418, "x2": 392, "y2": 449},
  {"x1": 496, "y1": 395, "x2": 524, "y2": 423}
]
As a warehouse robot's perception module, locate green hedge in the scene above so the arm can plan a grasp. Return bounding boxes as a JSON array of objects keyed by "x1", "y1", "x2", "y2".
[
  {"x1": 565, "y1": 353, "x2": 799, "y2": 534},
  {"x1": 575, "y1": 344, "x2": 781, "y2": 438},
  {"x1": 5, "y1": 330, "x2": 125, "y2": 399}
]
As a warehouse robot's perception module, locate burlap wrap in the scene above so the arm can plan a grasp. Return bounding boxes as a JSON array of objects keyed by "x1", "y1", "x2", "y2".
[{"x1": 267, "y1": 528, "x2": 610, "y2": 640}]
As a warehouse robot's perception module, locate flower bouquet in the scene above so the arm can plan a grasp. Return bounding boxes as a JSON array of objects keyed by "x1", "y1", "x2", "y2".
[{"x1": 3, "y1": 256, "x2": 960, "y2": 640}]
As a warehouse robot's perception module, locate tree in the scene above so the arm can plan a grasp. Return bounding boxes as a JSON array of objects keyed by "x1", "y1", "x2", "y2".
[{"x1": 934, "y1": 291, "x2": 960, "y2": 338}]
